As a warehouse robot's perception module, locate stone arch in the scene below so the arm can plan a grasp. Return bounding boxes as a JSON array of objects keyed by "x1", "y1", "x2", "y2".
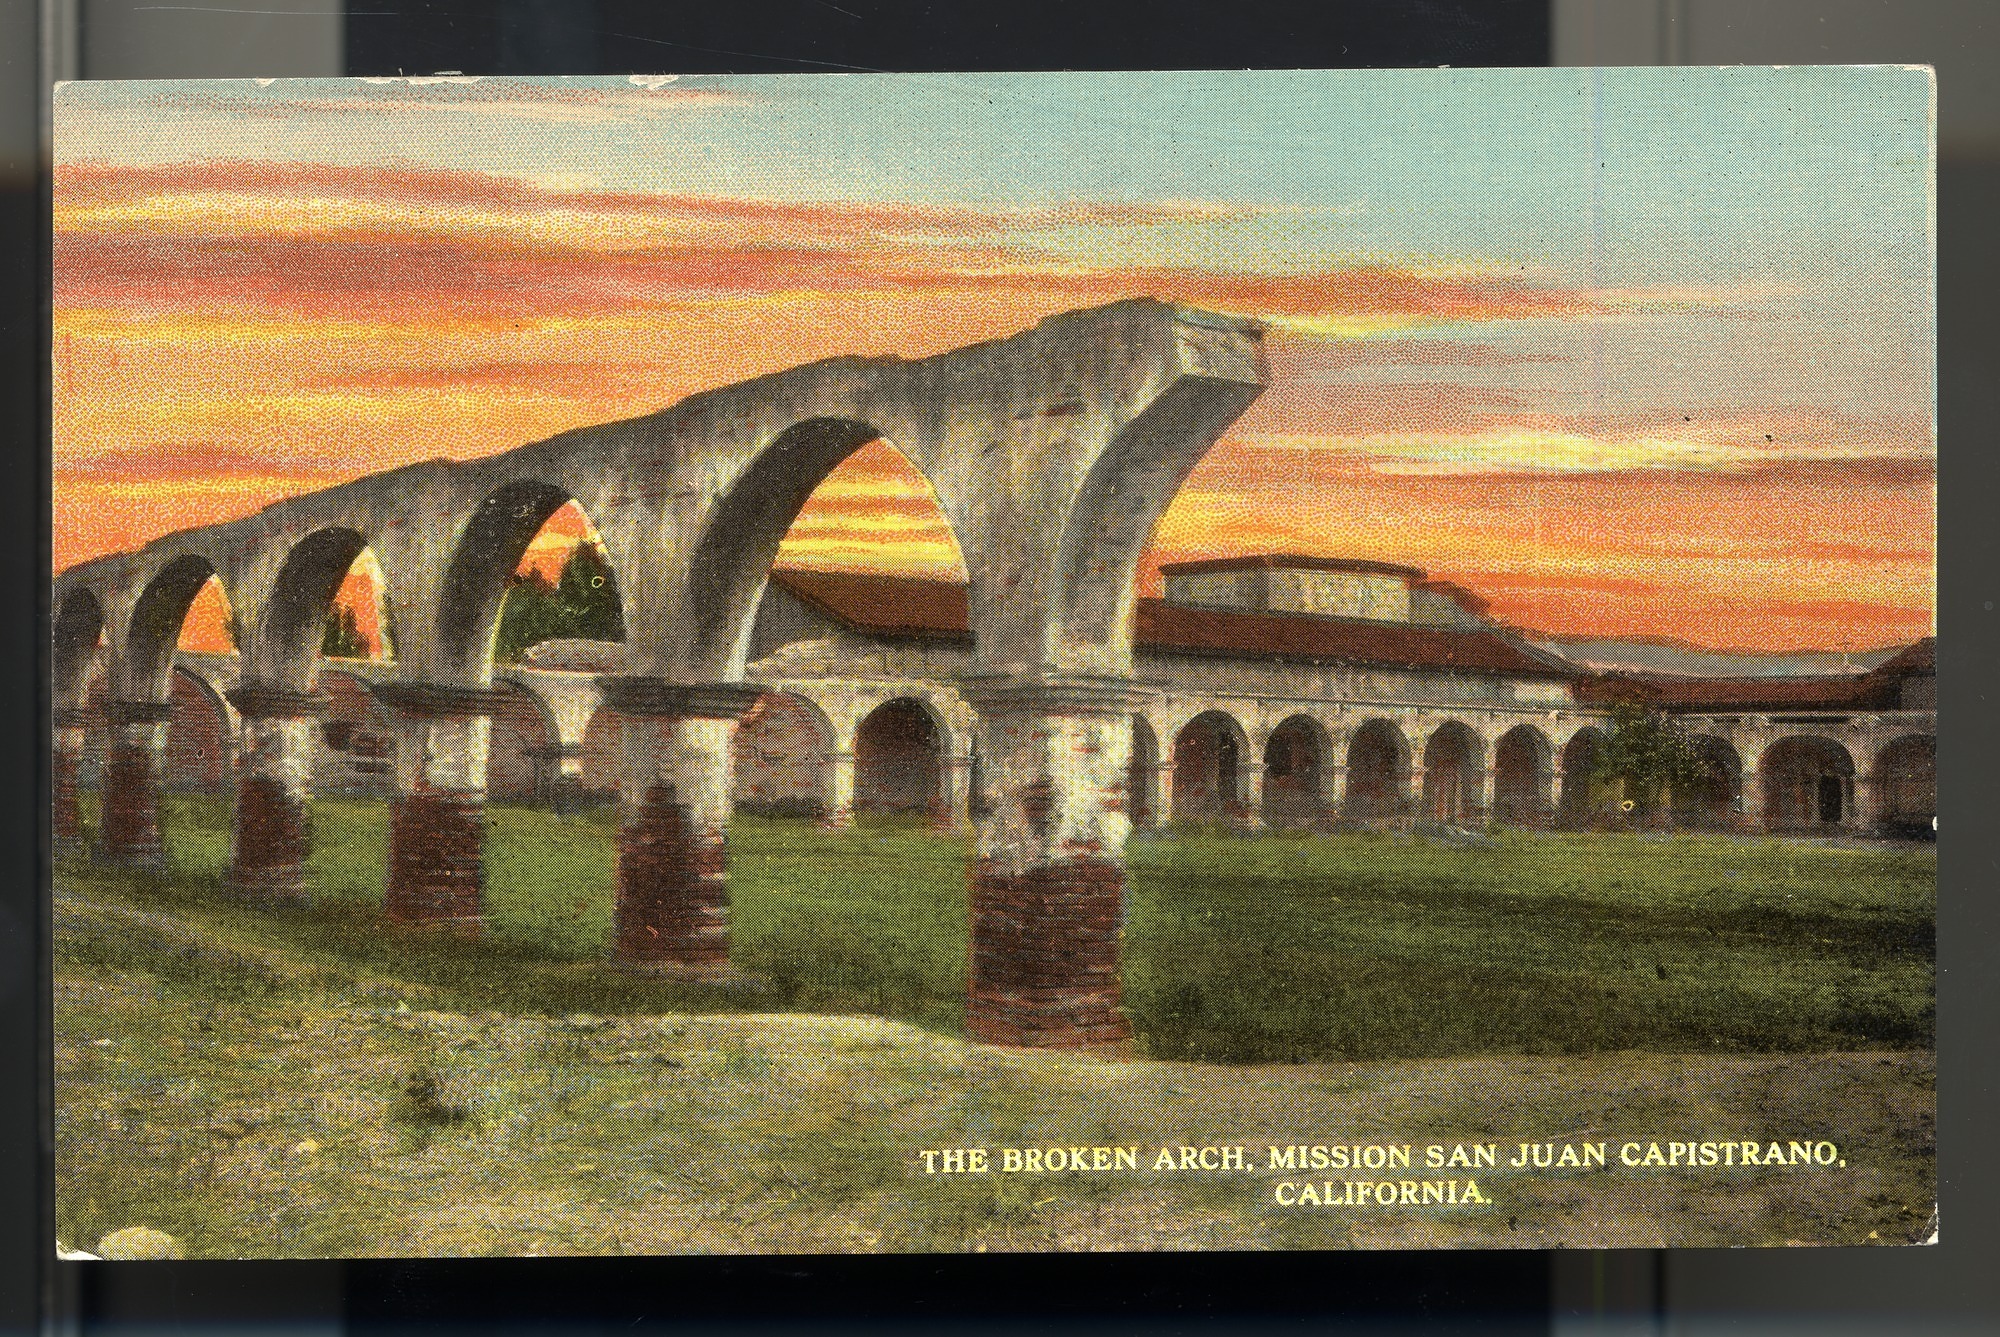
[
  {"x1": 485, "y1": 680, "x2": 559, "y2": 801},
  {"x1": 1871, "y1": 733, "x2": 1935, "y2": 836},
  {"x1": 250, "y1": 526, "x2": 375, "y2": 689},
  {"x1": 313, "y1": 668, "x2": 397, "y2": 795},
  {"x1": 854, "y1": 695, "x2": 947, "y2": 817},
  {"x1": 735, "y1": 690, "x2": 836, "y2": 818},
  {"x1": 166, "y1": 666, "x2": 233, "y2": 793},
  {"x1": 436, "y1": 481, "x2": 625, "y2": 686},
  {"x1": 1492, "y1": 724, "x2": 1553, "y2": 827},
  {"x1": 122, "y1": 553, "x2": 229, "y2": 700},
  {"x1": 1171, "y1": 709, "x2": 1249, "y2": 824},
  {"x1": 1263, "y1": 713, "x2": 1332, "y2": 829},
  {"x1": 1559, "y1": 727, "x2": 1611, "y2": 827},
  {"x1": 1760, "y1": 734, "x2": 1857, "y2": 831},
  {"x1": 1344, "y1": 718, "x2": 1410, "y2": 820},
  {"x1": 681, "y1": 420, "x2": 964, "y2": 682},
  {"x1": 1050, "y1": 319, "x2": 1267, "y2": 675},
  {"x1": 53, "y1": 587, "x2": 105, "y2": 710},
  {"x1": 1422, "y1": 720, "x2": 1484, "y2": 825},
  {"x1": 1675, "y1": 734, "x2": 1743, "y2": 829},
  {"x1": 1128, "y1": 714, "x2": 1161, "y2": 827}
]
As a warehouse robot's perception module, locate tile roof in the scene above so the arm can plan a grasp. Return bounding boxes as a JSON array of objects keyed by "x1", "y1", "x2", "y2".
[
  {"x1": 767, "y1": 568, "x2": 1573, "y2": 678},
  {"x1": 1576, "y1": 638, "x2": 1933, "y2": 712}
]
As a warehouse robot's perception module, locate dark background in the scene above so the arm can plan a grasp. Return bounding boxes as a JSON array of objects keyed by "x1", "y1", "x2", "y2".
[{"x1": 5, "y1": 3, "x2": 1994, "y2": 1333}]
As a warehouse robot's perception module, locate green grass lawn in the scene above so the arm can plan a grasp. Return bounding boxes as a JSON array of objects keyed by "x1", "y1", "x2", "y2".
[
  {"x1": 53, "y1": 794, "x2": 1937, "y2": 1256},
  {"x1": 61, "y1": 793, "x2": 1935, "y2": 1064}
]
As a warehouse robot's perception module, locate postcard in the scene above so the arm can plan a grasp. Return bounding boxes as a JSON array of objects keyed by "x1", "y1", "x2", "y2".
[{"x1": 51, "y1": 68, "x2": 1935, "y2": 1257}]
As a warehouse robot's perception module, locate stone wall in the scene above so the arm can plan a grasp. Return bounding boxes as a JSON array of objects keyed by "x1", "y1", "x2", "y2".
[{"x1": 733, "y1": 692, "x2": 831, "y2": 816}]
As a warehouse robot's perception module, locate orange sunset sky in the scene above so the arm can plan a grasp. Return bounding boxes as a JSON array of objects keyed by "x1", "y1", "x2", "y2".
[{"x1": 54, "y1": 70, "x2": 1935, "y2": 655}]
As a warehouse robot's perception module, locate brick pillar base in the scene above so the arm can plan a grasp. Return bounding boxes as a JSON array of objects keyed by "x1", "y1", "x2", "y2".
[
  {"x1": 53, "y1": 709, "x2": 88, "y2": 853},
  {"x1": 962, "y1": 677, "x2": 1151, "y2": 1048},
  {"x1": 97, "y1": 701, "x2": 173, "y2": 868},
  {"x1": 387, "y1": 792, "x2": 485, "y2": 923},
  {"x1": 614, "y1": 780, "x2": 729, "y2": 968},
  {"x1": 603, "y1": 679, "x2": 762, "y2": 978},
  {"x1": 969, "y1": 855, "x2": 1129, "y2": 1046},
  {"x1": 374, "y1": 684, "x2": 495, "y2": 931},
  {"x1": 224, "y1": 689, "x2": 324, "y2": 906}
]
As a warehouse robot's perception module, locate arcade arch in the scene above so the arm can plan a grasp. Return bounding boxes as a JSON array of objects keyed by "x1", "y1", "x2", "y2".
[
  {"x1": 1344, "y1": 718, "x2": 1409, "y2": 820},
  {"x1": 1421, "y1": 721, "x2": 1483, "y2": 825},
  {"x1": 1760, "y1": 735, "x2": 1856, "y2": 831},
  {"x1": 853, "y1": 696, "x2": 947, "y2": 818},
  {"x1": 735, "y1": 691, "x2": 836, "y2": 818},
  {"x1": 1560, "y1": 728, "x2": 1610, "y2": 827},
  {"x1": 1491, "y1": 724, "x2": 1552, "y2": 827},
  {"x1": 1263, "y1": 714, "x2": 1331, "y2": 829},
  {"x1": 1676, "y1": 735, "x2": 1743, "y2": 828},
  {"x1": 1172, "y1": 710, "x2": 1248, "y2": 824},
  {"x1": 1871, "y1": 734, "x2": 1935, "y2": 835},
  {"x1": 1128, "y1": 715, "x2": 1161, "y2": 828}
]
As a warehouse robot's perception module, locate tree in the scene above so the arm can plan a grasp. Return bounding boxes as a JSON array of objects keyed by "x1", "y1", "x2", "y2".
[
  {"x1": 322, "y1": 603, "x2": 371, "y2": 659},
  {"x1": 1593, "y1": 700, "x2": 1703, "y2": 819},
  {"x1": 493, "y1": 542, "x2": 624, "y2": 662}
]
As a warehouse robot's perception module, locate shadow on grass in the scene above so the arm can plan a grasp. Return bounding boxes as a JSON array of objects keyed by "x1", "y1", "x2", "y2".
[{"x1": 58, "y1": 793, "x2": 1934, "y2": 1064}]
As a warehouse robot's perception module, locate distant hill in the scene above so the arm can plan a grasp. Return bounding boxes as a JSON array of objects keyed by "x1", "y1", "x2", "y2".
[{"x1": 1527, "y1": 635, "x2": 1903, "y2": 679}]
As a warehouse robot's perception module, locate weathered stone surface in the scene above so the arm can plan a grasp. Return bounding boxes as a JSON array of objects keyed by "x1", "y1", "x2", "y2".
[
  {"x1": 96, "y1": 710, "x2": 171, "y2": 867},
  {"x1": 225, "y1": 699, "x2": 321, "y2": 905},
  {"x1": 968, "y1": 856, "x2": 1131, "y2": 1046},
  {"x1": 53, "y1": 719, "x2": 87, "y2": 849},
  {"x1": 961, "y1": 679, "x2": 1148, "y2": 1047},
  {"x1": 613, "y1": 709, "x2": 744, "y2": 974}
]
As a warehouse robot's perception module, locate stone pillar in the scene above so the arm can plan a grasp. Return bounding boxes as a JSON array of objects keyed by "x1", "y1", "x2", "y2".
[
  {"x1": 963, "y1": 678, "x2": 1148, "y2": 1048},
  {"x1": 821, "y1": 747, "x2": 857, "y2": 829},
  {"x1": 939, "y1": 751, "x2": 974, "y2": 832},
  {"x1": 97, "y1": 700, "x2": 173, "y2": 868},
  {"x1": 1235, "y1": 759, "x2": 1266, "y2": 830},
  {"x1": 602, "y1": 678, "x2": 763, "y2": 977},
  {"x1": 1148, "y1": 761, "x2": 1177, "y2": 829},
  {"x1": 1474, "y1": 765, "x2": 1498, "y2": 824},
  {"x1": 1326, "y1": 762, "x2": 1350, "y2": 827},
  {"x1": 1740, "y1": 763, "x2": 1768, "y2": 832},
  {"x1": 224, "y1": 685, "x2": 325, "y2": 905},
  {"x1": 1853, "y1": 774, "x2": 1880, "y2": 833},
  {"x1": 53, "y1": 706, "x2": 89, "y2": 853},
  {"x1": 375, "y1": 684, "x2": 495, "y2": 929},
  {"x1": 534, "y1": 742, "x2": 587, "y2": 812},
  {"x1": 1407, "y1": 763, "x2": 1427, "y2": 822}
]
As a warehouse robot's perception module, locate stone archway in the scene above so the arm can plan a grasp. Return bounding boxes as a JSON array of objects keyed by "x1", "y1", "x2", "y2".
[
  {"x1": 1491, "y1": 724, "x2": 1552, "y2": 827},
  {"x1": 57, "y1": 300, "x2": 1266, "y2": 1048},
  {"x1": 1675, "y1": 735, "x2": 1743, "y2": 829},
  {"x1": 1171, "y1": 710, "x2": 1247, "y2": 824},
  {"x1": 1560, "y1": 728, "x2": 1610, "y2": 828},
  {"x1": 1263, "y1": 715, "x2": 1331, "y2": 829},
  {"x1": 1344, "y1": 719, "x2": 1409, "y2": 821},
  {"x1": 1128, "y1": 715, "x2": 1161, "y2": 828},
  {"x1": 854, "y1": 697, "x2": 946, "y2": 819},
  {"x1": 733, "y1": 691, "x2": 836, "y2": 819},
  {"x1": 1760, "y1": 735, "x2": 1857, "y2": 832},
  {"x1": 1871, "y1": 734, "x2": 1935, "y2": 836},
  {"x1": 1422, "y1": 721, "x2": 1482, "y2": 825}
]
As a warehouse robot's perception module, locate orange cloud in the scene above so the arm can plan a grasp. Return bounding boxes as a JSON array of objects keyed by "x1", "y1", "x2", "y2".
[{"x1": 53, "y1": 161, "x2": 1932, "y2": 654}]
